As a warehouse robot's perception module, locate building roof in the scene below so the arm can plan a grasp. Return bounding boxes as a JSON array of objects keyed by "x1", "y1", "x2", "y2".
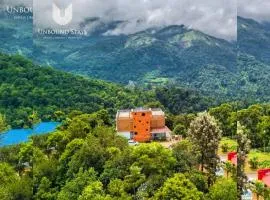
[
  {"x1": 117, "y1": 110, "x2": 131, "y2": 118},
  {"x1": 151, "y1": 126, "x2": 171, "y2": 133},
  {"x1": 258, "y1": 169, "x2": 270, "y2": 188},
  {"x1": 262, "y1": 175, "x2": 270, "y2": 187},
  {"x1": 116, "y1": 108, "x2": 164, "y2": 118},
  {"x1": 228, "y1": 152, "x2": 237, "y2": 165},
  {"x1": 152, "y1": 109, "x2": 165, "y2": 116}
]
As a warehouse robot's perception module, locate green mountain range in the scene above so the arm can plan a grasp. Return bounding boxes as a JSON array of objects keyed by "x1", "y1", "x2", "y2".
[
  {"x1": 0, "y1": 53, "x2": 213, "y2": 128},
  {"x1": 237, "y1": 17, "x2": 270, "y2": 102},
  {"x1": 0, "y1": 13, "x2": 270, "y2": 102}
]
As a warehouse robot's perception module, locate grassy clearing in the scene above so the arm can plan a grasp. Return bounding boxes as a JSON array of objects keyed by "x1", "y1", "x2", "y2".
[
  {"x1": 218, "y1": 137, "x2": 237, "y2": 155},
  {"x1": 248, "y1": 150, "x2": 270, "y2": 162}
]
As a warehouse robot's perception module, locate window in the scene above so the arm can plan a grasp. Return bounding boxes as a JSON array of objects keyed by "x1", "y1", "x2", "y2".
[{"x1": 142, "y1": 113, "x2": 145, "y2": 116}]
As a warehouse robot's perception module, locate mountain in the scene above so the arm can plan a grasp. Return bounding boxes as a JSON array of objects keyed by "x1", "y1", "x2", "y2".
[
  {"x1": 0, "y1": 53, "x2": 154, "y2": 128},
  {"x1": 0, "y1": 14, "x2": 237, "y2": 97},
  {"x1": 32, "y1": 23, "x2": 237, "y2": 98},
  {"x1": 237, "y1": 16, "x2": 270, "y2": 102},
  {"x1": 1, "y1": 13, "x2": 270, "y2": 102},
  {"x1": 238, "y1": 16, "x2": 270, "y2": 65},
  {"x1": 0, "y1": 11, "x2": 33, "y2": 57},
  {"x1": 0, "y1": 53, "x2": 213, "y2": 128}
]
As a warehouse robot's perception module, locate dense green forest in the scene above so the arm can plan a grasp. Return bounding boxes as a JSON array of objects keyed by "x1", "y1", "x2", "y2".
[
  {"x1": 0, "y1": 53, "x2": 213, "y2": 129},
  {"x1": 1, "y1": 101, "x2": 270, "y2": 199},
  {"x1": 0, "y1": 110, "x2": 234, "y2": 200},
  {"x1": 1, "y1": 10, "x2": 270, "y2": 200}
]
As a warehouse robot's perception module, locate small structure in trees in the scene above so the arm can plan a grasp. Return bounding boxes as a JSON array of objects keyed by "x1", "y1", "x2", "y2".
[
  {"x1": 258, "y1": 169, "x2": 270, "y2": 188},
  {"x1": 116, "y1": 108, "x2": 171, "y2": 142},
  {"x1": 228, "y1": 152, "x2": 237, "y2": 166}
]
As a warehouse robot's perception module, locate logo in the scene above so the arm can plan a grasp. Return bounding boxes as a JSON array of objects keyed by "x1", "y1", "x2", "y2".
[
  {"x1": 6, "y1": 6, "x2": 33, "y2": 14},
  {"x1": 52, "y1": 3, "x2": 73, "y2": 26}
]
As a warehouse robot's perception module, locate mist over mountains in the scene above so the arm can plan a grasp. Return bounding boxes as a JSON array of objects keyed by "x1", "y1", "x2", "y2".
[{"x1": 0, "y1": 10, "x2": 270, "y2": 102}]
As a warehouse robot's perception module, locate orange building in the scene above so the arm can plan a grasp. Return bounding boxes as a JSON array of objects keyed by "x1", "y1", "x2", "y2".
[{"x1": 116, "y1": 108, "x2": 171, "y2": 142}]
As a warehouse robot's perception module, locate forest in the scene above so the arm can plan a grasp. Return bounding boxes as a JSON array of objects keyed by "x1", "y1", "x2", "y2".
[
  {"x1": 0, "y1": 53, "x2": 213, "y2": 129},
  {"x1": 0, "y1": 53, "x2": 270, "y2": 199},
  {"x1": 1, "y1": 101, "x2": 270, "y2": 199}
]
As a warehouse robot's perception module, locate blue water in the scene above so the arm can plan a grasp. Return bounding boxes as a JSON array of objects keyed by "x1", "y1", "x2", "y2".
[{"x1": 0, "y1": 122, "x2": 60, "y2": 146}]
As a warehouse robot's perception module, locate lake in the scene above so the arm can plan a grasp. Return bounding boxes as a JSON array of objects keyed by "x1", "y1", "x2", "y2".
[{"x1": 0, "y1": 122, "x2": 60, "y2": 147}]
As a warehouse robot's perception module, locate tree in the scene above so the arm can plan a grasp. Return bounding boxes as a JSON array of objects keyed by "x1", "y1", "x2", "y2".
[
  {"x1": 130, "y1": 143, "x2": 176, "y2": 177},
  {"x1": 208, "y1": 178, "x2": 237, "y2": 200},
  {"x1": 257, "y1": 116, "x2": 270, "y2": 152},
  {"x1": 237, "y1": 105, "x2": 264, "y2": 148},
  {"x1": 34, "y1": 177, "x2": 56, "y2": 200},
  {"x1": 209, "y1": 103, "x2": 236, "y2": 137},
  {"x1": 188, "y1": 112, "x2": 222, "y2": 186},
  {"x1": 173, "y1": 124, "x2": 187, "y2": 137},
  {"x1": 27, "y1": 111, "x2": 41, "y2": 128},
  {"x1": 172, "y1": 140, "x2": 200, "y2": 172},
  {"x1": 108, "y1": 179, "x2": 132, "y2": 200},
  {"x1": 53, "y1": 110, "x2": 66, "y2": 122},
  {"x1": 250, "y1": 181, "x2": 270, "y2": 200},
  {"x1": 236, "y1": 122, "x2": 251, "y2": 200},
  {"x1": 57, "y1": 168, "x2": 97, "y2": 200},
  {"x1": 153, "y1": 173, "x2": 203, "y2": 200},
  {"x1": 124, "y1": 166, "x2": 146, "y2": 195},
  {"x1": 0, "y1": 113, "x2": 8, "y2": 133},
  {"x1": 223, "y1": 161, "x2": 236, "y2": 179},
  {"x1": 78, "y1": 181, "x2": 111, "y2": 200}
]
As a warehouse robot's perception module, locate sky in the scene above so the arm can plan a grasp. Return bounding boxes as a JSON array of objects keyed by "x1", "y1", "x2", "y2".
[
  {"x1": 238, "y1": 0, "x2": 270, "y2": 22},
  {"x1": 33, "y1": 0, "x2": 237, "y2": 41},
  {"x1": 5, "y1": 0, "x2": 270, "y2": 41}
]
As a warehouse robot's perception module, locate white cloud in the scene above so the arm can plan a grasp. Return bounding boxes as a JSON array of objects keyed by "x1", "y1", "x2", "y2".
[
  {"x1": 1, "y1": 0, "x2": 32, "y2": 7},
  {"x1": 33, "y1": 0, "x2": 236, "y2": 40},
  {"x1": 238, "y1": 0, "x2": 270, "y2": 22}
]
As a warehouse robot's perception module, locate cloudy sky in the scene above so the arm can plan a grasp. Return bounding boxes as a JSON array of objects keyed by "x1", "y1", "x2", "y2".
[
  {"x1": 33, "y1": 0, "x2": 237, "y2": 41},
  {"x1": 238, "y1": 0, "x2": 270, "y2": 22}
]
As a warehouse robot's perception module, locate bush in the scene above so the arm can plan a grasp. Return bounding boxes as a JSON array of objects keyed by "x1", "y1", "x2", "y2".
[
  {"x1": 221, "y1": 143, "x2": 229, "y2": 153},
  {"x1": 173, "y1": 124, "x2": 187, "y2": 137},
  {"x1": 248, "y1": 156, "x2": 259, "y2": 170}
]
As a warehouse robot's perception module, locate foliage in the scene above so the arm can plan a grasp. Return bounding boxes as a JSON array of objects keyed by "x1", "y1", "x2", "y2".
[
  {"x1": 248, "y1": 156, "x2": 259, "y2": 170},
  {"x1": 153, "y1": 173, "x2": 203, "y2": 200},
  {"x1": 207, "y1": 178, "x2": 237, "y2": 200},
  {"x1": 236, "y1": 122, "x2": 251, "y2": 199},
  {"x1": 173, "y1": 124, "x2": 186, "y2": 137},
  {"x1": 0, "y1": 53, "x2": 156, "y2": 128},
  {"x1": 250, "y1": 181, "x2": 270, "y2": 200},
  {"x1": 172, "y1": 140, "x2": 200, "y2": 173},
  {"x1": 209, "y1": 103, "x2": 236, "y2": 137},
  {"x1": 0, "y1": 113, "x2": 8, "y2": 133},
  {"x1": 221, "y1": 143, "x2": 229, "y2": 153},
  {"x1": 188, "y1": 112, "x2": 222, "y2": 185}
]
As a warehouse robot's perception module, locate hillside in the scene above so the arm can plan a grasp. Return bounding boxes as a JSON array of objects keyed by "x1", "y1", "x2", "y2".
[
  {"x1": 33, "y1": 23, "x2": 237, "y2": 97},
  {"x1": 1, "y1": 14, "x2": 270, "y2": 102},
  {"x1": 0, "y1": 53, "x2": 213, "y2": 128},
  {"x1": 0, "y1": 53, "x2": 154, "y2": 128},
  {"x1": 237, "y1": 16, "x2": 270, "y2": 102},
  {"x1": 0, "y1": 14, "x2": 237, "y2": 97},
  {"x1": 238, "y1": 16, "x2": 270, "y2": 65}
]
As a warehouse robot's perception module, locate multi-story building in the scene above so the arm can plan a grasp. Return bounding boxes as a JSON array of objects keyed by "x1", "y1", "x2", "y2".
[{"x1": 116, "y1": 108, "x2": 171, "y2": 142}]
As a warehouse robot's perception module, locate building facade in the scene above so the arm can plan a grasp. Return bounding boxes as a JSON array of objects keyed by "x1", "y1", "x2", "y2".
[{"x1": 116, "y1": 108, "x2": 171, "y2": 142}]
